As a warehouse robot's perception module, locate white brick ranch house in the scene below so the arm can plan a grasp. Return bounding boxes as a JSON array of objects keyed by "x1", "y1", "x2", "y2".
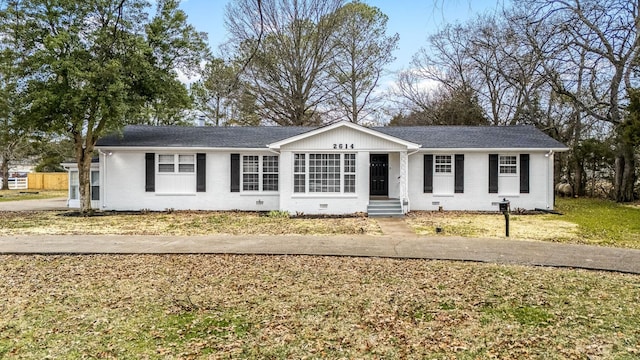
[{"x1": 64, "y1": 121, "x2": 568, "y2": 215}]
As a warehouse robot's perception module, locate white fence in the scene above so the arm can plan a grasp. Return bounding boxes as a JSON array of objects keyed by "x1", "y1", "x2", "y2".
[{"x1": 1, "y1": 177, "x2": 29, "y2": 190}]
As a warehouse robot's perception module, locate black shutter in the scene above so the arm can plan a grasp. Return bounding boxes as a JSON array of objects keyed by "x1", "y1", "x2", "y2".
[
  {"x1": 489, "y1": 154, "x2": 498, "y2": 193},
  {"x1": 145, "y1": 153, "x2": 155, "y2": 192},
  {"x1": 424, "y1": 154, "x2": 433, "y2": 193},
  {"x1": 230, "y1": 153, "x2": 240, "y2": 192},
  {"x1": 520, "y1": 154, "x2": 530, "y2": 194},
  {"x1": 455, "y1": 154, "x2": 464, "y2": 193},
  {"x1": 196, "y1": 153, "x2": 206, "y2": 192}
]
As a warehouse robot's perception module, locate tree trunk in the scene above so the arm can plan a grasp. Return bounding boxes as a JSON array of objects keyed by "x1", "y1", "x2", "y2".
[
  {"x1": 573, "y1": 160, "x2": 585, "y2": 197},
  {"x1": 1, "y1": 156, "x2": 9, "y2": 190},
  {"x1": 74, "y1": 134, "x2": 95, "y2": 214},
  {"x1": 614, "y1": 140, "x2": 637, "y2": 202}
]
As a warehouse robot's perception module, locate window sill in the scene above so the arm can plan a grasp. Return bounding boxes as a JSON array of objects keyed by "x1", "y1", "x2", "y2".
[
  {"x1": 291, "y1": 194, "x2": 358, "y2": 199},
  {"x1": 240, "y1": 192, "x2": 279, "y2": 196},
  {"x1": 155, "y1": 193, "x2": 196, "y2": 196}
]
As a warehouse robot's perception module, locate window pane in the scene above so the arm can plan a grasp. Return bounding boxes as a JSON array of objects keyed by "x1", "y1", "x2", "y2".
[
  {"x1": 179, "y1": 155, "x2": 194, "y2": 163},
  {"x1": 158, "y1": 155, "x2": 175, "y2": 173},
  {"x1": 70, "y1": 171, "x2": 79, "y2": 185},
  {"x1": 263, "y1": 156, "x2": 278, "y2": 173},
  {"x1": 178, "y1": 164, "x2": 195, "y2": 173},
  {"x1": 294, "y1": 154, "x2": 305, "y2": 173},
  {"x1": 243, "y1": 174, "x2": 259, "y2": 191},
  {"x1": 243, "y1": 156, "x2": 259, "y2": 173},
  {"x1": 344, "y1": 154, "x2": 356, "y2": 173},
  {"x1": 294, "y1": 174, "x2": 305, "y2": 193},
  {"x1": 158, "y1": 164, "x2": 175, "y2": 172},
  {"x1": 263, "y1": 174, "x2": 278, "y2": 191},
  {"x1": 435, "y1": 155, "x2": 452, "y2": 173},
  {"x1": 344, "y1": 174, "x2": 355, "y2": 193},
  {"x1": 499, "y1": 156, "x2": 517, "y2": 174},
  {"x1": 70, "y1": 171, "x2": 79, "y2": 200},
  {"x1": 309, "y1": 154, "x2": 340, "y2": 193}
]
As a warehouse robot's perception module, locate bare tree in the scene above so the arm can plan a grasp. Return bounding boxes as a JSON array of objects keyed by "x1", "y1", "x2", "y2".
[
  {"x1": 327, "y1": 1, "x2": 398, "y2": 124},
  {"x1": 225, "y1": 0, "x2": 344, "y2": 126},
  {"x1": 513, "y1": 0, "x2": 640, "y2": 201}
]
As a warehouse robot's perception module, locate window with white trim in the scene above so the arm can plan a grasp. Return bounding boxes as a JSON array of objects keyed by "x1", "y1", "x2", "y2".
[
  {"x1": 294, "y1": 154, "x2": 306, "y2": 193},
  {"x1": 309, "y1": 154, "x2": 340, "y2": 192},
  {"x1": 69, "y1": 170, "x2": 99, "y2": 200},
  {"x1": 242, "y1": 155, "x2": 259, "y2": 191},
  {"x1": 91, "y1": 170, "x2": 100, "y2": 200},
  {"x1": 499, "y1": 155, "x2": 517, "y2": 174},
  {"x1": 294, "y1": 153, "x2": 356, "y2": 194},
  {"x1": 435, "y1": 155, "x2": 452, "y2": 173},
  {"x1": 242, "y1": 155, "x2": 279, "y2": 192},
  {"x1": 262, "y1": 156, "x2": 279, "y2": 191},
  {"x1": 158, "y1": 154, "x2": 195, "y2": 173},
  {"x1": 344, "y1": 153, "x2": 356, "y2": 193},
  {"x1": 69, "y1": 171, "x2": 79, "y2": 200}
]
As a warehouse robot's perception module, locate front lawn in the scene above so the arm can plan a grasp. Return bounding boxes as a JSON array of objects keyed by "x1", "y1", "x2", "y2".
[
  {"x1": 1, "y1": 197, "x2": 638, "y2": 248},
  {"x1": 407, "y1": 198, "x2": 640, "y2": 249},
  {"x1": 0, "y1": 210, "x2": 381, "y2": 236},
  {"x1": 0, "y1": 189, "x2": 67, "y2": 202},
  {"x1": 1, "y1": 255, "x2": 638, "y2": 359}
]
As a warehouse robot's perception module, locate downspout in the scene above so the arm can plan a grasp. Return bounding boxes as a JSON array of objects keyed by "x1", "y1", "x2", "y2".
[
  {"x1": 98, "y1": 150, "x2": 109, "y2": 209},
  {"x1": 545, "y1": 150, "x2": 554, "y2": 209},
  {"x1": 403, "y1": 148, "x2": 422, "y2": 213}
]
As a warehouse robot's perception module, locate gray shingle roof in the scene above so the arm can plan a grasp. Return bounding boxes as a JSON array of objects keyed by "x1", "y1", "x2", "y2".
[{"x1": 97, "y1": 124, "x2": 567, "y2": 149}]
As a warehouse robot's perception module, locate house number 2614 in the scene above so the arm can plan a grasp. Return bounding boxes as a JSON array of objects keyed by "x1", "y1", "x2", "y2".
[{"x1": 333, "y1": 143, "x2": 354, "y2": 149}]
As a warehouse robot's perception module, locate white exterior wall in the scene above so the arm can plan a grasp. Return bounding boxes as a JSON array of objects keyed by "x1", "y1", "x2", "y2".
[
  {"x1": 85, "y1": 123, "x2": 560, "y2": 213},
  {"x1": 277, "y1": 126, "x2": 409, "y2": 215},
  {"x1": 408, "y1": 151, "x2": 556, "y2": 211},
  {"x1": 100, "y1": 150, "x2": 280, "y2": 211}
]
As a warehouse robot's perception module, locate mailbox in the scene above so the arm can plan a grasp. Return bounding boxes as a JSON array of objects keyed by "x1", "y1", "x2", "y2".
[
  {"x1": 498, "y1": 200, "x2": 510, "y2": 213},
  {"x1": 498, "y1": 199, "x2": 510, "y2": 237}
]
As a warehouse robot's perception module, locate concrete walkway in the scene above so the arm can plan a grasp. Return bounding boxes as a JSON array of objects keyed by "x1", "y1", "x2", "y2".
[
  {"x1": 0, "y1": 204, "x2": 638, "y2": 274},
  {"x1": 2, "y1": 234, "x2": 639, "y2": 274}
]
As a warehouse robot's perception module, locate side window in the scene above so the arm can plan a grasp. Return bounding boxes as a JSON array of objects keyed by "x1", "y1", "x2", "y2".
[
  {"x1": 294, "y1": 154, "x2": 306, "y2": 193},
  {"x1": 262, "y1": 156, "x2": 279, "y2": 191},
  {"x1": 90, "y1": 170, "x2": 100, "y2": 200},
  {"x1": 69, "y1": 171, "x2": 79, "y2": 200},
  {"x1": 242, "y1": 155, "x2": 259, "y2": 191},
  {"x1": 499, "y1": 155, "x2": 517, "y2": 174},
  {"x1": 435, "y1": 155, "x2": 452, "y2": 173}
]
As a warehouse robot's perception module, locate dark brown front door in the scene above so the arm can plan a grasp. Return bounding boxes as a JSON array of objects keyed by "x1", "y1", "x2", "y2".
[{"x1": 370, "y1": 154, "x2": 389, "y2": 196}]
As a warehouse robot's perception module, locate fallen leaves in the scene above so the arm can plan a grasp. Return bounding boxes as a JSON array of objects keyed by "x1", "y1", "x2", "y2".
[
  {"x1": 0, "y1": 210, "x2": 382, "y2": 236},
  {"x1": 1, "y1": 255, "x2": 639, "y2": 358}
]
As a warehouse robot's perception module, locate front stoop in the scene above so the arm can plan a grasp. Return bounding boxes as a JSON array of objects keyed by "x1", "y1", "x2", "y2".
[{"x1": 367, "y1": 199, "x2": 404, "y2": 217}]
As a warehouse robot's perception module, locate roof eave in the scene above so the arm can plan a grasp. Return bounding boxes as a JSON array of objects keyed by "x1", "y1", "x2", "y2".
[{"x1": 268, "y1": 121, "x2": 421, "y2": 150}]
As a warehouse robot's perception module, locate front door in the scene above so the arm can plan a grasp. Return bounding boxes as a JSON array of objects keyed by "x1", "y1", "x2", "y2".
[{"x1": 370, "y1": 154, "x2": 389, "y2": 196}]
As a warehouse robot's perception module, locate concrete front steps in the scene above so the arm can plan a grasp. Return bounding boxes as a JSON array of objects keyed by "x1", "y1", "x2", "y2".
[{"x1": 367, "y1": 199, "x2": 404, "y2": 217}]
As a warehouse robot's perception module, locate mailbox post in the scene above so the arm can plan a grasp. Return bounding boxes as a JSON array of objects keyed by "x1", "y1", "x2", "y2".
[{"x1": 498, "y1": 199, "x2": 510, "y2": 237}]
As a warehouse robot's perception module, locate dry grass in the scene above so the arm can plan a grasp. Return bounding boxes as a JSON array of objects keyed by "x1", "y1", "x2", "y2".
[
  {"x1": 0, "y1": 211, "x2": 381, "y2": 236},
  {"x1": 0, "y1": 190, "x2": 66, "y2": 202},
  {"x1": 406, "y1": 211, "x2": 580, "y2": 242},
  {"x1": 1, "y1": 255, "x2": 638, "y2": 359}
]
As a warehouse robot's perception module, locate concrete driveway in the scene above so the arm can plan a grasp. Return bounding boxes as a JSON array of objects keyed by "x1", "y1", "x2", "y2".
[{"x1": 0, "y1": 197, "x2": 68, "y2": 211}]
